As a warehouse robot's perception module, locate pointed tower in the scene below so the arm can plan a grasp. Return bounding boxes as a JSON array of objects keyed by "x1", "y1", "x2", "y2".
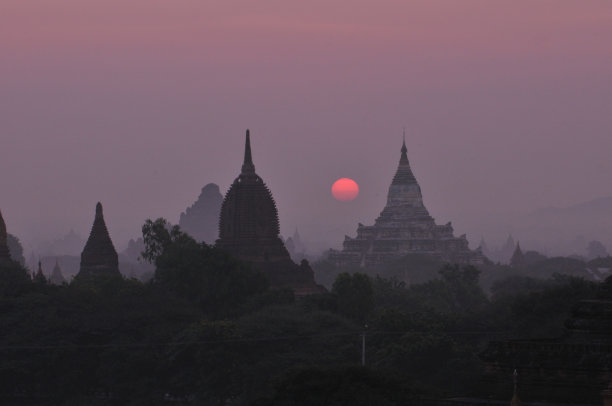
[
  {"x1": 50, "y1": 259, "x2": 66, "y2": 285},
  {"x1": 333, "y1": 133, "x2": 481, "y2": 267},
  {"x1": 77, "y1": 202, "x2": 120, "y2": 278},
  {"x1": 478, "y1": 236, "x2": 491, "y2": 259},
  {"x1": 501, "y1": 234, "x2": 516, "y2": 264},
  {"x1": 216, "y1": 130, "x2": 324, "y2": 295},
  {"x1": 384, "y1": 136, "x2": 425, "y2": 209},
  {"x1": 292, "y1": 227, "x2": 304, "y2": 253},
  {"x1": 376, "y1": 136, "x2": 432, "y2": 222},
  {"x1": 33, "y1": 261, "x2": 47, "y2": 284},
  {"x1": 0, "y1": 210, "x2": 12, "y2": 262},
  {"x1": 510, "y1": 241, "x2": 524, "y2": 267},
  {"x1": 217, "y1": 130, "x2": 285, "y2": 257}
]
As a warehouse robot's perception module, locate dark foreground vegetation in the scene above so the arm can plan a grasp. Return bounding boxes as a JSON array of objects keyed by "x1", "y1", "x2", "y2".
[{"x1": 0, "y1": 219, "x2": 609, "y2": 405}]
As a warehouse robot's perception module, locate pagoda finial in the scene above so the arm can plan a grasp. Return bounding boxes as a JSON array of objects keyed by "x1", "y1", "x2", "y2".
[
  {"x1": 400, "y1": 129, "x2": 408, "y2": 163},
  {"x1": 95, "y1": 202, "x2": 103, "y2": 218},
  {"x1": 33, "y1": 259, "x2": 47, "y2": 283},
  {"x1": 241, "y1": 129, "x2": 255, "y2": 174}
]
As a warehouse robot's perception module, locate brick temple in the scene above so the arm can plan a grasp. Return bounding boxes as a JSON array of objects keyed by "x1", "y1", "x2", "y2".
[{"x1": 216, "y1": 130, "x2": 324, "y2": 295}]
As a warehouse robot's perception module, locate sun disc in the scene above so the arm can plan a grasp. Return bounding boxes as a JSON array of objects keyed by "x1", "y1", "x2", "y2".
[{"x1": 332, "y1": 178, "x2": 359, "y2": 201}]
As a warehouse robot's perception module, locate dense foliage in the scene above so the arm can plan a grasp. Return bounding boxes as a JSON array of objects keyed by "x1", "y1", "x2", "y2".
[{"x1": 0, "y1": 220, "x2": 608, "y2": 405}]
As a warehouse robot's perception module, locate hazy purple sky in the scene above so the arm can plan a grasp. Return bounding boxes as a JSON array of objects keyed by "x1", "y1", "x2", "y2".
[{"x1": 1, "y1": 1, "x2": 611, "y2": 253}]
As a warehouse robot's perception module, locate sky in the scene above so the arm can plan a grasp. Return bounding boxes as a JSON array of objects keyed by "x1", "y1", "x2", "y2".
[{"x1": 1, "y1": 0, "x2": 612, "y2": 254}]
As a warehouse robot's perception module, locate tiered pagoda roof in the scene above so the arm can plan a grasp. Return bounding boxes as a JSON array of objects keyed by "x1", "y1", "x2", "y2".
[
  {"x1": 391, "y1": 139, "x2": 418, "y2": 185},
  {"x1": 332, "y1": 134, "x2": 482, "y2": 267}
]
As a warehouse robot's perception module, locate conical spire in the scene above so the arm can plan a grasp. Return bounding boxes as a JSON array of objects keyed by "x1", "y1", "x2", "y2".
[
  {"x1": 241, "y1": 129, "x2": 255, "y2": 175},
  {"x1": 33, "y1": 260, "x2": 47, "y2": 283},
  {"x1": 0, "y1": 210, "x2": 12, "y2": 261},
  {"x1": 78, "y1": 202, "x2": 120, "y2": 278},
  {"x1": 392, "y1": 132, "x2": 417, "y2": 185},
  {"x1": 510, "y1": 241, "x2": 524, "y2": 267},
  {"x1": 50, "y1": 258, "x2": 66, "y2": 285}
]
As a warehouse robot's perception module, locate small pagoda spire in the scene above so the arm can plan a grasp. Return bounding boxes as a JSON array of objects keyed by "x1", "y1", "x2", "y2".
[
  {"x1": 33, "y1": 260, "x2": 47, "y2": 284},
  {"x1": 241, "y1": 129, "x2": 255, "y2": 175},
  {"x1": 391, "y1": 130, "x2": 417, "y2": 185},
  {"x1": 0, "y1": 209, "x2": 11, "y2": 261},
  {"x1": 510, "y1": 241, "x2": 525, "y2": 267},
  {"x1": 400, "y1": 128, "x2": 408, "y2": 163},
  {"x1": 510, "y1": 369, "x2": 522, "y2": 406},
  {"x1": 77, "y1": 202, "x2": 120, "y2": 279},
  {"x1": 50, "y1": 258, "x2": 66, "y2": 285}
]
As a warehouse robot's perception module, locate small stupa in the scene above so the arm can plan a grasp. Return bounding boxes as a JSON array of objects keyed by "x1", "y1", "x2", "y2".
[
  {"x1": 510, "y1": 242, "x2": 524, "y2": 267},
  {"x1": 50, "y1": 259, "x2": 66, "y2": 285},
  {"x1": 77, "y1": 202, "x2": 120, "y2": 278},
  {"x1": 33, "y1": 261, "x2": 47, "y2": 284}
]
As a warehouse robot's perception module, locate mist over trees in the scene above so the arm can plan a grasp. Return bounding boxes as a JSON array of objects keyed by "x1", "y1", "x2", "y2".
[{"x1": 0, "y1": 221, "x2": 610, "y2": 404}]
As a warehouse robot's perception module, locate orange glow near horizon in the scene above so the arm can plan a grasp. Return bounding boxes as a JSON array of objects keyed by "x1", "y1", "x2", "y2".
[{"x1": 332, "y1": 178, "x2": 359, "y2": 202}]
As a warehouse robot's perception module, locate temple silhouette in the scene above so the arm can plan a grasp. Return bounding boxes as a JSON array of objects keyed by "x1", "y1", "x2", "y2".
[
  {"x1": 331, "y1": 135, "x2": 483, "y2": 267},
  {"x1": 216, "y1": 130, "x2": 324, "y2": 295},
  {"x1": 76, "y1": 202, "x2": 120, "y2": 279},
  {"x1": 50, "y1": 259, "x2": 66, "y2": 285}
]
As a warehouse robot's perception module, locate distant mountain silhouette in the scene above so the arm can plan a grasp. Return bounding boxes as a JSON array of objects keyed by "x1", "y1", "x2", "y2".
[
  {"x1": 37, "y1": 229, "x2": 85, "y2": 256},
  {"x1": 532, "y1": 196, "x2": 612, "y2": 217},
  {"x1": 179, "y1": 183, "x2": 223, "y2": 244},
  {"x1": 473, "y1": 195, "x2": 612, "y2": 258},
  {"x1": 518, "y1": 195, "x2": 612, "y2": 256}
]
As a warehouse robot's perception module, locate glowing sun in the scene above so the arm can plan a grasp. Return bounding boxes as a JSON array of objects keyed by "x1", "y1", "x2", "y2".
[{"x1": 331, "y1": 178, "x2": 359, "y2": 201}]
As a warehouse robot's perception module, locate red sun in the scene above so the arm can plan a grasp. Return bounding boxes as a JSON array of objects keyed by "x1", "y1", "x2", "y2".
[{"x1": 331, "y1": 178, "x2": 359, "y2": 201}]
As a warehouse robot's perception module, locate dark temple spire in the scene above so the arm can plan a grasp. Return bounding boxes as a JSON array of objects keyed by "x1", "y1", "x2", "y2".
[
  {"x1": 241, "y1": 129, "x2": 255, "y2": 175},
  {"x1": 392, "y1": 132, "x2": 416, "y2": 184},
  {"x1": 77, "y1": 202, "x2": 120, "y2": 278}
]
